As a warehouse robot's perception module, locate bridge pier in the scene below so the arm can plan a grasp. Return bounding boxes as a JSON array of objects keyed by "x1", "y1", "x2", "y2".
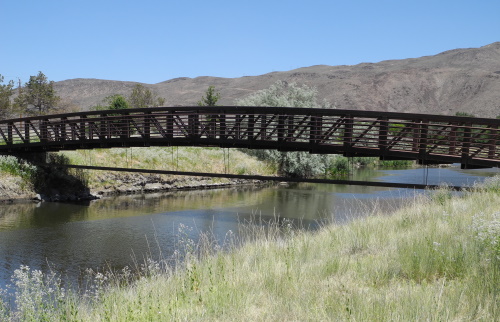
[{"x1": 12, "y1": 152, "x2": 48, "y2": 164}]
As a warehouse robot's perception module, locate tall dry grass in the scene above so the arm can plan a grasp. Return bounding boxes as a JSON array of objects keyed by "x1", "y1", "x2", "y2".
[{"x1": 1, "y1": 180, "x2": 499, "y2": 321}]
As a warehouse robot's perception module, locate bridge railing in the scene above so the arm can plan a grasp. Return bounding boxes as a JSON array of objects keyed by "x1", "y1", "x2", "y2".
[{"x1": 0, "y1": 106, "x2": 498, "y2": 167}]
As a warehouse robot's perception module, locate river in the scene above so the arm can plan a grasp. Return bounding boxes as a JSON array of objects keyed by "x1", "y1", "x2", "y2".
[{"x1": 0, "y1": 166, "x2": 498, "y2": 289}]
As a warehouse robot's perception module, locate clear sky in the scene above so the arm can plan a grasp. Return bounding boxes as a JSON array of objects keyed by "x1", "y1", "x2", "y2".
[{"x1": 1, "y1": 0, "x2": 499, "y2": 84}]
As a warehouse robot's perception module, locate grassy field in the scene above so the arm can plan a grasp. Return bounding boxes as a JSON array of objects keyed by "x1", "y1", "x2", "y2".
[{"x1": 2, "y1": 177, "x2": 499, "y2": 321}]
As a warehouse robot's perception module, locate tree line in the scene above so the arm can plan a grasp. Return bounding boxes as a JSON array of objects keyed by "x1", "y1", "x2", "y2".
[
  {"x1": 0, "y1": 72, "x2": 168, "y2": 119},
  {"x1": 91, "y1": 84, "x2": 166, "y2": 111},
  {"x1": 0, "y1": 71, "x2": 60, "y2": 119}
]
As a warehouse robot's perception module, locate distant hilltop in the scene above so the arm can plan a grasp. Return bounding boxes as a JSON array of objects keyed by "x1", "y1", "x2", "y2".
[{"x1": 55, "y1": 42, "x2": 500, "y2": 117}]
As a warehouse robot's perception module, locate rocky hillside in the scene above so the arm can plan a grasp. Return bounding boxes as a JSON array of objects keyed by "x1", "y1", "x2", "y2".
[{"x1": 54, "y1": 42, "x2": 500, "y2": 118}]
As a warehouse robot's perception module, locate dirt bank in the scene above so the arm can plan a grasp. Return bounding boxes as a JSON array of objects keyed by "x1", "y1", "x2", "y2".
[{"x1": 0, "y1": 171, "x2": 262, "y2": 203}]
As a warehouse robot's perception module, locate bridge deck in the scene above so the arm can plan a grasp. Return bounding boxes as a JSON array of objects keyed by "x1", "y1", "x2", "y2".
[{"x1": 1, "y1": 106, "x2": 499, "y2": 169}]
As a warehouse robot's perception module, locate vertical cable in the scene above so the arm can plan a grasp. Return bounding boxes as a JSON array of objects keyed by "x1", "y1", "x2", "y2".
[{"x1": 223, "y1": 148, "x2": 228, "y2": 173}]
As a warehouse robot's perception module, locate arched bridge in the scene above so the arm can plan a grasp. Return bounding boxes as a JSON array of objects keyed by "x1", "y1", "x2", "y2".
[{"x1": 1, "y1": 106, "x2": 499, "y2": 169}]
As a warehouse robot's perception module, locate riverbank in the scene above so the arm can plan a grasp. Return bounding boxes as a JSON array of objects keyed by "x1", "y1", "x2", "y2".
[
  {"x1": 1, "y1": 147, "x2": 411, "y2": 203},
  {"x1": 0, "y1": 147, "x2": 275, "y2": 203},
  {"x1": 2, "y1": 177, "x2": 498, "y2": 320}
]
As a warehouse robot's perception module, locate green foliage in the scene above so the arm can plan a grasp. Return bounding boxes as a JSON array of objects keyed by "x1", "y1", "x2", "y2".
[
  {"x1": 478, "y1": 175, "x2": 500, "y2": 193},
  {"x1": 379, "y1": 159, "x2": 414, "y2": 168},
  {"x1": 0, "y1": 74, "x2": 14, "y2": 119},
  {"x1": 244, "y1": 149, "x2": 329, "y2": 177},
  {"x1": 472, "y1": 212, "x2": 500, "y2": 263},
  {"x1": 14, "y1": 71, "x2": 60, "y2": 115},
  {"x1": 455, "y1": 111, "x2": 475, "y2": 117},
  {"x1": 236, "y1": 81, "x2": 332, "y2": 177},
  {"x1": 198, "y1": 86, "x2": 220, "y2": 107},
  {"x1": 107, "y1": 94, "x2": 130, "y2": 110},
  {"x1": 0, "y1": 155, "x2": 37, "y2": 184},
  {"x1": 430, "y1": 184, "x2": 453, "y2": 205},
  {"x1": 92, "y1": 94, "x2": 130, "y2": 111},
  {"x1": 237, "y1": 80, "x2": 331, "y2": 108},
  {"x1": 91, "y1": 85, "x2": 165, "y2": 111},
  {"x1": 0, "y1": 153, "x2": 88, "y2": 194},
  {"x1": 327, "y1": 156, "x2": 349, "y2": 176},
  {"x1": 129, "y1": 84, "x2": 165, "y2": 108}
]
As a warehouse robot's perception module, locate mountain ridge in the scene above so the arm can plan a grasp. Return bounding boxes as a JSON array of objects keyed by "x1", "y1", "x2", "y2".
[{"x1": 54, "y1": 42, "x2": 500, "y2": 117}]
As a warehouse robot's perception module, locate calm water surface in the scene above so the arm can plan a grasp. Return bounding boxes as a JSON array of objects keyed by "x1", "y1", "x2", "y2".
[{"x1": 0, "y1": 166, "x2": 498, "y2": 287}]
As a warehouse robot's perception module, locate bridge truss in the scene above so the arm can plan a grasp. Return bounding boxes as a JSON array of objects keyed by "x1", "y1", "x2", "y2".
[{"x1": 0, "y1": 106, "x2": 499, "y2": 169}]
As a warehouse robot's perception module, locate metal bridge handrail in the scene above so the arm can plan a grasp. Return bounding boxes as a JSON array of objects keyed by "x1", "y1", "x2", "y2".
[
  {"x1": 1, "y1": 106, "x2": 499, "y2": 125},
  {"x1": 0, "y1": 106, "x2": 499, "y2": 168}
]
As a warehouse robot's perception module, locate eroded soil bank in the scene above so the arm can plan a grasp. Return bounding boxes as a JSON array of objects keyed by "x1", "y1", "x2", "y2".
[{"x1": 0, "y1": 171, "x2": 261, "y2": 203}]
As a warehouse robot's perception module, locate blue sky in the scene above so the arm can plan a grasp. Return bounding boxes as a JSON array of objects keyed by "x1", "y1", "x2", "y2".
[{"x1": 1, "y1": 0, "x2": 499, "y2": 84}]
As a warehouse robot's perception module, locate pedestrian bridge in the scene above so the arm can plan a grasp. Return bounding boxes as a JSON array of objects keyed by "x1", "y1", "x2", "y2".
[{"x1": 1, "y1": 106, "x2": 499, "y2": 169}]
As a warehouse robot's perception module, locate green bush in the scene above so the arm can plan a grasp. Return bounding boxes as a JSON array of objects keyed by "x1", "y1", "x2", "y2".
[
  {"x1": 0, "y1": 155, "x2": 37, "y2": 183},
  {"x1": 236, "y1": 81, "x2": 332, "y2": 178}
]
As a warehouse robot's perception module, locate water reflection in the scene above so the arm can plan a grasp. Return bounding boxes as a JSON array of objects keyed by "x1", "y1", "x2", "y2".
[{"x1": 0, "y1": 166, "x2": 497, "y2": 289}]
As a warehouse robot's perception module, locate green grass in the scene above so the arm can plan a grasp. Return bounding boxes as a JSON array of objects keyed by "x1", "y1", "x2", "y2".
[
  {"x1": 1, "y1": 179, "x2": 499, "y2": 321},
  {"x1": 59, "y1": 147, "x2": 275, "y2": 189}
]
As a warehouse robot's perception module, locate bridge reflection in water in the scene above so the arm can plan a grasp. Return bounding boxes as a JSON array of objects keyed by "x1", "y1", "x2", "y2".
[{"x1": 0, "y1": 106, "x2": 498, "y2": 188}]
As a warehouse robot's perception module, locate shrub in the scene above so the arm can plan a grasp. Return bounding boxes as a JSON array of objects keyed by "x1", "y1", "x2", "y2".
[{"x1": 236, "y1": 81, "x2": 332, "y2": 177}]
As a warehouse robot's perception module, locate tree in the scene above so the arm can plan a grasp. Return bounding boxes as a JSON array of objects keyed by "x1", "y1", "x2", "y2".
[
  {"x1": 128, "y1": 84, "x2": 165, "y2": 109},
  {"x1": 106, "y1": 94, "x2": 130, "y2": 110},
  {"x1": 237, "y1": 80, "x2": 330, "y2": 108},
  {"x1": 455, "y1": 111, "x2": 475, "y2": 118},
  {"x1": 90, "y1": 94, "x2": 131, "y2": 111},
  {"x1": 198, "y1": 86, "x2": 220, "y2": 106},
  {"x1": 236, "y1": 81, "x2": 331, "y2": 177},
  {"x1": 0, "y1": 74, "x2": 14, "y2": 119},
  {"x1": 14, "y1": 71, "x2": 60, "y2": 115}
]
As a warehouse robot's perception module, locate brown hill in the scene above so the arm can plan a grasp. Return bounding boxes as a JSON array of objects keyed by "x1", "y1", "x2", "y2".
[{"x1": 54, "y1": 42, "x2": 500, "y2": 117}]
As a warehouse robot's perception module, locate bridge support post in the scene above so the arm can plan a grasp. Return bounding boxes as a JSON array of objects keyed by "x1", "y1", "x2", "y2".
[
  {"x1": 412, "y1": 121, "x2": 419, "y2": 152},
  {"x1": 343, "y1": 115, "x2": 353, "y2": 156},
  {"x1": 218, "y1": 114, "x2": 226, "y2": 140},
  {"x1": 60, "y1": 117, "x2": 67, "y2": 142},
  {"x1": 247, "y1": 113, "x2": 255, "y2": 141},
  {"x1": 418, "y1": 121, "x2": 428, "y2": 162},
  {"x1": 277, "y1": 115, "x2": 285, "y2": 142},
  {"x1": 287, "y1": 115, "x2": 295, "y2": 140},
  {"x1": 309, "y1": 115, "x2": 322, "y2": 146},
  {"x1": 7, "y1": 122, "x2": 13, "y2": 145},
  {"x1": 489, "y1": 125, "x2": 498, "y2": 159},
  {"x1": 99, "y1": 114, "x2": 107, "y2": 140},
  {"x1": 449, "y1": 123, "x2": 457, "y2": 154},
  {"x1": 378, "y1": 117, "x2": 388, "y2": 157},
  {"x1": 166, "y1": 112, "x2": 173, "y2": 139},
  {"x1": 208, "y1": 114, "x2": 216, "y2": 138},
  {"x1": 461, "y1": 123, "x2": 471, "y2": 168},
  {"x1": 260, "y1": 114, "x2": 267, "y2": 140},
  {"x1": 119, "y1": 113, "x2": 130, "y2": 139},
  {"x1": 235, "y1": 114, "x2": 242, "y2": 140},
  {"x1": 79, "y1": 116, "x2": 87, "y2": 141},
  {"x1": 189, "y1": 112, "x2": 199, "y2": 139},
  {"x1": 24, "y1": 121, "x2": 30, "y2": 144},
  {"x1": 144, "y1": 112, "x2": 151, "y2": 140},
  {"x1": 13, "y1": 151, "x2": 48, "y2": 164},
  {"x1": 40, "y1": 119, "x2": 48, "y2": 143}
]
